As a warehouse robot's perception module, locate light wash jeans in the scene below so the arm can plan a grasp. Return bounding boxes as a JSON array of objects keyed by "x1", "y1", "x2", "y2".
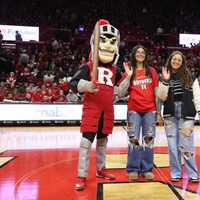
[
  {"x1": 126, "y1": 111, "x2": 156, "y2": 173},
  {"x1": 164, "y1": 102, "x2": 198, "y2": 179}
]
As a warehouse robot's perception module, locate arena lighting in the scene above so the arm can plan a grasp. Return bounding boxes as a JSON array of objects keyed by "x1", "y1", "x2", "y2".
[
  {"x1": 78, "y1": 25, "x2": 85, "y2": 32},
  {"x1": 179, "y1": 33, "x2": 200, "y2": 47},
  {"x1": 0, "y1": 25, "x2": 39, "y2": 41}
]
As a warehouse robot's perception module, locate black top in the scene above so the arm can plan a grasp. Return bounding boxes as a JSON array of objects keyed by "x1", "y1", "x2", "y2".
[{"x1": 170, "y1": 73, "x2": 183, "y2": 101}]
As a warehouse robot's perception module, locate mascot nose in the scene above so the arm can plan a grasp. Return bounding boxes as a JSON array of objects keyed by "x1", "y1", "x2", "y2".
[{"x1": 104, "y1": 41, "x2": 112, "y2": 49}]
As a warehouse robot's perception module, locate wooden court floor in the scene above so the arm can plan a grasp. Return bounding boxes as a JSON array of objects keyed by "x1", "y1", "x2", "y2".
[{"x1": 0, "y1": 126, "x2": 200, "y2": 200}]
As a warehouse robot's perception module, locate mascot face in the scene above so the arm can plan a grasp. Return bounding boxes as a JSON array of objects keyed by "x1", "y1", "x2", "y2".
[
  {"x1": 99, "y1": 34, "x2": 118, "y2": 64},
  {"x1": 90, "y1": 20, "x2": 120, "y2": 65}
]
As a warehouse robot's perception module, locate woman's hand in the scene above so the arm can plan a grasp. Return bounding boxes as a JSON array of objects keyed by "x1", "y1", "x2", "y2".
[
  {"x1": 157, "y1": 113, "x2": 164, "y2": 126},
  {"x1": 123, "y1": 62, "x2": 133, "y2": 79},
  {"x1": 162, "y1": 67, "x2": 170, "y2": 81}
]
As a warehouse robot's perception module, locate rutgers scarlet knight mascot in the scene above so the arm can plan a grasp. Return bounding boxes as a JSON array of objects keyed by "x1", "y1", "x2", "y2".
[{"x1": 70, "y1": 19, "x2": 121, "y2": 191}]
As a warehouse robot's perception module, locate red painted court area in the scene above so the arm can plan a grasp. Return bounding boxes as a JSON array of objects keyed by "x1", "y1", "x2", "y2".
[{"x1": 0, "y1": 146, "x2": 200, "y2": 200}]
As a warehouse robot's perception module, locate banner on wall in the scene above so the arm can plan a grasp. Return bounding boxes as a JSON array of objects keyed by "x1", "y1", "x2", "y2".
[
  {"x1": 0, "y1": 25, "x2": 39, "y2": 41},
  {"x1": 0, "y1": 103, "x2": 198, "y2": 123},
  {"x1": 179, "y1": 33, "x2": 200, "y2": 47},
  {"x1": 0, "y1": 104, "x2": 127, "y2": 121}
]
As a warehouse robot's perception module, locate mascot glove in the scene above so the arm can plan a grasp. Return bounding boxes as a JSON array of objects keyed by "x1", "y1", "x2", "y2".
[{"x1": 78, "y1": 79, "x2": 99, "y2": 93}]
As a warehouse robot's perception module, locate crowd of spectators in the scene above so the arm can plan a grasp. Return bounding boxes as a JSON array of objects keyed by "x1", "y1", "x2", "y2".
[
  {"x1": 1, "y1": 0, "x2": 200, "y2": 34},
  {"x1": 0, "y1": 0, "x2": 200, "y2": 103}
]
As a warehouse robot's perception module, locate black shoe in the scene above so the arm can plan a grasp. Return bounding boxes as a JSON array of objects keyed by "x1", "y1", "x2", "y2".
[
  {"x1": 171, "y1": 177, "x2": 181, "y2": 182},
  {"x1": 189, "y1": 178, "x2": 199, "y2": 183}
]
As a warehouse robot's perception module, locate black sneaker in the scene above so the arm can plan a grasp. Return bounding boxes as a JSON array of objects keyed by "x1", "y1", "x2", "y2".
[
  {"x1": 189, "y1": 178, "x2": 199, "y2": 183},
  {"x1": 171, "y1": 177, "x2": 182, "y2": 182}
]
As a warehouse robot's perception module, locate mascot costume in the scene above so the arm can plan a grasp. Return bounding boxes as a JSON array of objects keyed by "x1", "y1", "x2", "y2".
[{"x1": 70, "y1": 19, "x2": 120, "y2": 190}]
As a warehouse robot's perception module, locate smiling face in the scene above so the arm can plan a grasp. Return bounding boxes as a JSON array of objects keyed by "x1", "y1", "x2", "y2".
[
  {"x1": 170, "y1": 53, "x2": 183, "y2": 71},
  {"x1": 90, "y1": 21, "x2": 120, "y2": 65},
  {"x1": 135, "y1": 47, "x2": 145, "y2": 63},
  {"x1": 98, "y1": 34, "x2": 118, "y2": 64}
]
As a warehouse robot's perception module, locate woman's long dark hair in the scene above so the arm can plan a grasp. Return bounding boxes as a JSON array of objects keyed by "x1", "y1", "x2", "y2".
[
  {"x1": 130, "y1": 45, "x2": 151, "y2": 80},
  {"x1": 165, "y1": 51, "x2": 193, "y2": 88}
]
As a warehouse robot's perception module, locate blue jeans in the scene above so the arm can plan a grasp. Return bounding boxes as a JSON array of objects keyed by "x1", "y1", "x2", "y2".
[
  {"x1": 164, "y1": 102, "x2": 198, "y2": 179},
  {"x1": 126, "y1": 111, "x2": 156, "y2": 173}
]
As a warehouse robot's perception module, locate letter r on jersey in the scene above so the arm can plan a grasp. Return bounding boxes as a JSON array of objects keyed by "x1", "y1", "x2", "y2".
[{"x1": 98, "y1": 67, "x2": 113, "y2": 86}]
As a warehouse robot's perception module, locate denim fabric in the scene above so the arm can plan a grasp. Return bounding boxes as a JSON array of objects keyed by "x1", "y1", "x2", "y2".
[
  {"x1": 126, "y1": 111, "x2": 156, "y2": 173},
  {"x1": 164, "y1": 102, "x2": 198, "y2": 179}
]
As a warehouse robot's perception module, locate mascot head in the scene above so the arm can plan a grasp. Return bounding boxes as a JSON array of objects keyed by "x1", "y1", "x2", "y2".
[{"x1": 90, "y1": 19, "x2": 120, "y2": 65}]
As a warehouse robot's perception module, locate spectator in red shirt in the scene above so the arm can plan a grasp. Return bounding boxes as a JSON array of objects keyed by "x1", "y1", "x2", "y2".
[
  {"x1": 6, "y1": 72, "x2": 16, "y2": 88},
  {"x1": 5, "y1": 93, "x2": 15, "y2": 101},
  {"x1": 58, "y1": 77, "x2": 70, "y2": 94},
  {"x1": 31, "y1": 87, "x2": 43, "y2": 103},
  {"x1": 55, "y1": 90, "x2": 67, "y2": 103}
]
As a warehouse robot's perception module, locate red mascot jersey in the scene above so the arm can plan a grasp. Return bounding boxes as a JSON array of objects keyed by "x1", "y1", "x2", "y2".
[{"x1": 81, "y1": 64, "x2": 116, "y2": 134}]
